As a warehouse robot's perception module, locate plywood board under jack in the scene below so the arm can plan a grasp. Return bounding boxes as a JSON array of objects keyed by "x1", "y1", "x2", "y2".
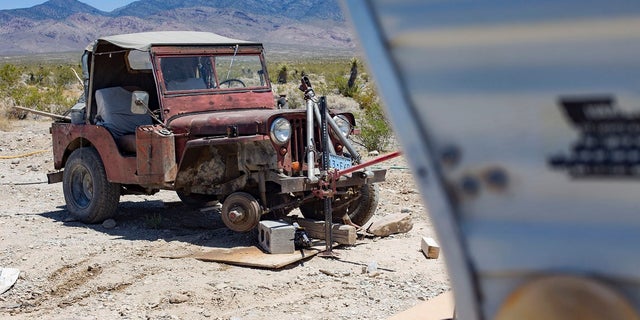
[{"x1": 169, "y1": 242, "x2": 334, "y2": 269}]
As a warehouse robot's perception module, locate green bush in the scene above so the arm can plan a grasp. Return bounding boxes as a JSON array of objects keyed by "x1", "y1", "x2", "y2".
[
  {"x1": 355, "y1": 89, "x2": 393, "y2": 152},
  {"x1": 0, "y1": 64, "x2": 21, "y2": 92},
  {"x1": 1, "y1": 62, "x2": 81, "y2": 119}
]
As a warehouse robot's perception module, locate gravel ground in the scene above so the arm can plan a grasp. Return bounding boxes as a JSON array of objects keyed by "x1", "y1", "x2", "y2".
[{"x1": 0, "y1": 119, "x2": 449, "y2": 320}]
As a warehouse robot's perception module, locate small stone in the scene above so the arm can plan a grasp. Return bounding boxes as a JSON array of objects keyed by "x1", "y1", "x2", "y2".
[
  {"x1": 168, "y1": 293, "x2": 190, "y2": 304},
  {"x1": 102, "y1": 219, "x2": 116, "y2": 229},
  {"x1": 400, "y1": 208, "x2": 412, "y2": 213},
  {"x1": 11, "y1": 159, "x2": 20, "y2": 165},
  {"x1": 368, "y1": 150, "x2": 380, "y2": 157}
]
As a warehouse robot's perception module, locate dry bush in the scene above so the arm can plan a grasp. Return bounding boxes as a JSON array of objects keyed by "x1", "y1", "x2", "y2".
[{"x1": 0, "y1": 102, "x2": 14, "y2": 131}]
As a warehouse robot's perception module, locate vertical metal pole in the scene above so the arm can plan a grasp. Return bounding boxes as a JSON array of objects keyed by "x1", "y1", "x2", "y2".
[
  {"x1": 306, "y1": 98, "x2": 318, "y2": 183},
  {"x1": 320, "y1": 96, "x2": 333, "y2": 254},
  {"x1": 313, "y1": 104, "x2": 336, "y2": 155}
]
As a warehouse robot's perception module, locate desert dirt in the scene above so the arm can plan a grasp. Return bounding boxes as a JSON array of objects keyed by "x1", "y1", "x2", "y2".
[{"x1": 0, "y1": 119, "x2": 450, "y2": 320}]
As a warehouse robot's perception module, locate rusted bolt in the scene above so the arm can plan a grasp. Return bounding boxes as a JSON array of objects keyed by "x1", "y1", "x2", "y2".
[{"x1": 228, "y1": 209, "x2": 244, "y2": 222}]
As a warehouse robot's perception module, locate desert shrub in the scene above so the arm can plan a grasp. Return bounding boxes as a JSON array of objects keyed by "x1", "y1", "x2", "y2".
[
  {"x1": 354, "y1": 87, "x2": 393, "y2": 152},
  {"x1": 0, "y1": 62, "x2": 81, "y2": 120},
  {"x1": 0, "y1": 64, "x2": 21, "y2": 92},
  {"x1": 267, "y1": 57, "x2": 393, "y2": 151}
]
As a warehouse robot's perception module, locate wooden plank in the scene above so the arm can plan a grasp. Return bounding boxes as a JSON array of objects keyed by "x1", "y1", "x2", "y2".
[
  {"x1": 421, "y1": 237, "x2": 440, "y2": 259},
  {"x1": 296, "y1": 218, "x2": 357, "y2": 245},
  {"x1": 181, "y1": 243, "x2": 326, "y2": 269},
  {"x1": 388, "y1": 291, "x2": 454, "y2": 320}
]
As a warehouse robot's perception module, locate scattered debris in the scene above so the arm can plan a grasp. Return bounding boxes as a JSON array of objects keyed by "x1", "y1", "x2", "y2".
[
  {"x1": 366, "y1": 213, "x2": 413, "y2": 237},
  {"x1": 367, "y1": 261, "x2": 378, "y2": 273},
  {"x1": 421, "y1": 237, "x2": 440, "y2": 259},
  {"x1": 293, "y1": 222, "x2": 312, "y2": 250},
  {"x1": 0, "y1": 267, "x2": 20, "y2": 295},
  {"x1": 168, "y1": 293, "x2": 190, "y2": 304},
  {"x1": 319, "y1": 269, "x2": 339, "y2": 277}
]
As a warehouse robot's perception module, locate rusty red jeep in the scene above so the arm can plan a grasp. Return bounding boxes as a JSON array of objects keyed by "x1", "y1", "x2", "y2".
[{"x1": 48, "y1": 31, "x2": 386, "y2": 232}]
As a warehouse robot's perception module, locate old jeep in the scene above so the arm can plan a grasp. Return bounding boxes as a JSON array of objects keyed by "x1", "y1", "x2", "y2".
[{"x1": 48, "y1": 31, "x2": 386, "y2": 232}]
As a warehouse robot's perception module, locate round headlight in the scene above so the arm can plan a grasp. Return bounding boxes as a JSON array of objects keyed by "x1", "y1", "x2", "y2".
[
  {"x1": 333, "y1": 115, "x2": 352, "y2": 137},
  {"x1": 270, "y1": 117, "x2": 291, "y2": 145}
]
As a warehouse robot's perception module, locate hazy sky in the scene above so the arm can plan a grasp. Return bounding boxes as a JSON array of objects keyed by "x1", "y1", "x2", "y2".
[{"x1": 0, "y1": 0, "x2": 136, "y2": 11}]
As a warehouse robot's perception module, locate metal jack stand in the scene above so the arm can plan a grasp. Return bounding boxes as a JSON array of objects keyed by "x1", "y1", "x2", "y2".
[{"x1": 316, "y1": 96, "x2": 340, "y2": 258}]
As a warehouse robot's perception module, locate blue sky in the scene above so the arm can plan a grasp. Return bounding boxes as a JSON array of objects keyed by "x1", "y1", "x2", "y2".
[{"x1": 0, "y1": 0, "x2": 136, "y2": 11}]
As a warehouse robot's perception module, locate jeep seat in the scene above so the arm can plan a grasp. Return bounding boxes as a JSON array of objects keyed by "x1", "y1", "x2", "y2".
[{"x1": 95, "y1": 86, "x2": 153, "y2": 154}]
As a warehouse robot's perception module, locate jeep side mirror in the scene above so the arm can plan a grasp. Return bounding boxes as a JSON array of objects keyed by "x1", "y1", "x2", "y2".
[{"x1": 130, "y1": 91, "x2": 149, "y2": 114}]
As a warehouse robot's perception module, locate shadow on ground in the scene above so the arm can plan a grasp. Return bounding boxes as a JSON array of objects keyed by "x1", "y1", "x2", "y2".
[{"x1": 40, "y1": 198, "x2": 257, "y2": 249}]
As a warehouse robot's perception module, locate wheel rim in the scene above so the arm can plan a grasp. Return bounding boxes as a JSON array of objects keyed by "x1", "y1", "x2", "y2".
[
  {"x1": 70, "y1": 165, "x2": 93, "y2": 209},
  {"x1": 222, "y1": 193, "x2": 261, "y2": 232}
]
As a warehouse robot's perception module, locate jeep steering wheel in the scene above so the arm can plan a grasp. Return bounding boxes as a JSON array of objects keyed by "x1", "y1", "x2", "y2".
[{"x1": 219, "y1": 78, "x2": 246, "y2": 88}]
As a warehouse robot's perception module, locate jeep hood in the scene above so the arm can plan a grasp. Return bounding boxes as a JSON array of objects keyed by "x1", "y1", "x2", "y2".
[{"x1": 168, "y1": 109, "x2": 306, "y2": 137}]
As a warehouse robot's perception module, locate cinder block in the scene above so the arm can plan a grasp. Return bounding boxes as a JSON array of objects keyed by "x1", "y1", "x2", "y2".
[{"x1": 258, "y1": 220, "x2": 295, "y2": 254}]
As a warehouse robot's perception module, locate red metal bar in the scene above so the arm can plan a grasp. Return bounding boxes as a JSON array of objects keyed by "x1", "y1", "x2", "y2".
[{"x1": 337, "y1": 150, "x2": 402, "y2": 177}]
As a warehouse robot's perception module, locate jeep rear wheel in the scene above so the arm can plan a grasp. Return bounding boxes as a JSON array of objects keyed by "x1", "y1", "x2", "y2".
[
  {"x1": 63, "y1": 147, "x2": 120, "y2": 223},
  {"x1": 300, "y1": 183, "x2": 379, "y2": 226}
]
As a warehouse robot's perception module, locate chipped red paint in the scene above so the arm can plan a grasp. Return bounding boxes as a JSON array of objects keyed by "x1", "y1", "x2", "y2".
[{"x1": 160, "y1": 90, "x2": 276, "y2": 121}]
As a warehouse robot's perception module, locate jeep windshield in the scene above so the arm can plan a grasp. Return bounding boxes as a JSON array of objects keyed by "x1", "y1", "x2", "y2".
[{"x1": 159, "y1": 54, "x2": 267, "y2": 92}]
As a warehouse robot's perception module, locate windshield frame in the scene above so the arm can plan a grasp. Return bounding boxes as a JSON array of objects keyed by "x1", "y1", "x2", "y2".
[{"x1": 152, "y1": 45, "x2": 271, "y2": 95}]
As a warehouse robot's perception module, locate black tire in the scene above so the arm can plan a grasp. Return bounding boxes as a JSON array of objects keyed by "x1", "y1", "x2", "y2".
[
  {"x1": 300, "y1": 183, "x2": 379, "y2": 226},
  {"x1": 176, "y1": 191, "x2": 218, "y2": 208},
  {"x1": 63, "y1": 147, "x2": 120, "y2": 223}
]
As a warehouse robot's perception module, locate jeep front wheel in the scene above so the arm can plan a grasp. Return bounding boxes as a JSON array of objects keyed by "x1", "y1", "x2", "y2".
[
  {"x1": 63, "y1": 147, "x2": 120, "y2": 223},
  {"x1": 221, "y1": 192, "x2": 261, "y2": 232},
  {"x1": 300, "y1": 183, "x2": 379, "y2": 226}
]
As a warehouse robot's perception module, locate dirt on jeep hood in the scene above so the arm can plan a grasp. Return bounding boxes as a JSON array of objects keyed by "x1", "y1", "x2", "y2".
[{"x1": 168, "y1": 108, "x2": 305, "y2": 137}]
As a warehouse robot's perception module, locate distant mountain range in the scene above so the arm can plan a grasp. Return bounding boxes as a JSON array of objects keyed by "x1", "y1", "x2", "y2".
[{"x1": 0, "y1": 0, "x2": 355, "y2": 56}]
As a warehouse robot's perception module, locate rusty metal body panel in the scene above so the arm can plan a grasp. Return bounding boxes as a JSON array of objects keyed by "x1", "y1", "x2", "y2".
[
  {"x1": 168, "y1": 109, "x2": 289, "y2": 137},
  {"x1": 161, "y1": 91, "x2": 275, "y2": 121},
  {"x1": 52, "y1": 122, "x2": 139, "y2": 183},
  {"x1": 51, "y1": 122, "x2": 176, "y2": 187},
  {"x1": 135, "y1": 126, "x2": 178, "y2": 184}
]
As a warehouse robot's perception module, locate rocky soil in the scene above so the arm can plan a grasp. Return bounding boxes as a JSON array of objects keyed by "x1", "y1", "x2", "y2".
[{"x1": 0, "y1": 119, "x2": 449, "y2": 320}]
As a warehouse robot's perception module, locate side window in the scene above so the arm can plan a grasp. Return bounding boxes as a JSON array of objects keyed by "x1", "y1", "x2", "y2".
[
  {"x1": 215, "y1": 55, "x2": 266, "y2": 88},
  {"x1": 127, "y1": 50, "x2": 152, "y2": 70}
]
